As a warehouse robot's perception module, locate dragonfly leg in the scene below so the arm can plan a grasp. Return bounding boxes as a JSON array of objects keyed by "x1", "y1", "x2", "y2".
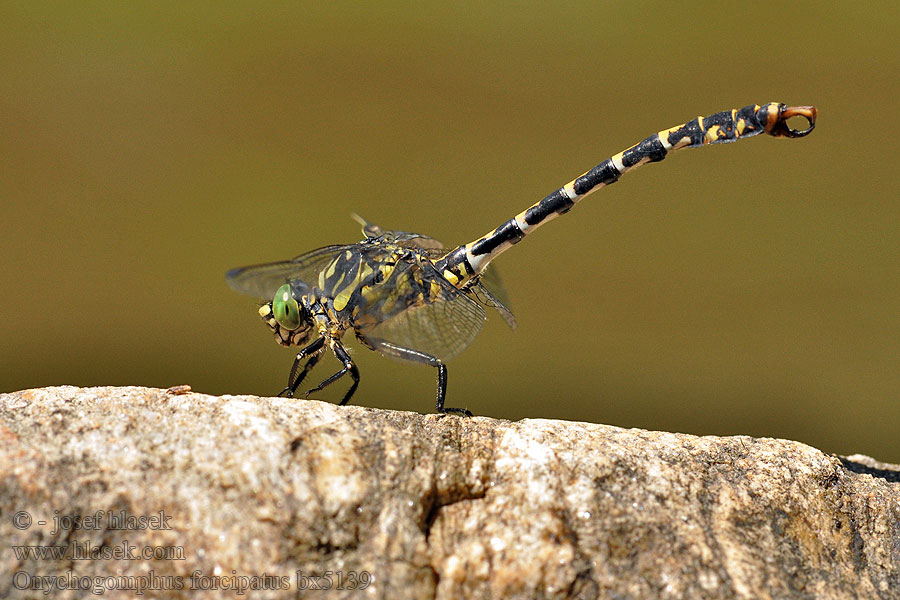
[
  {"x1": 434, "y1": 362, "x2": 472, "y2": 417},
  {"x1": 367, "y1": 339, "x2": 472, "y2": 416},
  {"x1": 279, "y1": 337, "x2": 326, "y2": 397},
  {"x1": 303, "y1": 341, "x2": 360, "y2": 406}
]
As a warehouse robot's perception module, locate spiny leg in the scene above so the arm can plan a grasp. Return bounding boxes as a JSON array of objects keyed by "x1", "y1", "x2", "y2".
[
  {"x1": 284, "y1": 353, "x2": 323, "y2": 397},
  {"x1": 279, "y1": 336, "x2": 326, "y2": 397},
  {"x1": 369, "y1": 339, "x2": 472, "y2": 416},
  {"x1": 302, "y1": 340, "x2": 360, "y2": 406},
  {"x1": 435, "y1": 362, "x2": 472, "y2": 417}
]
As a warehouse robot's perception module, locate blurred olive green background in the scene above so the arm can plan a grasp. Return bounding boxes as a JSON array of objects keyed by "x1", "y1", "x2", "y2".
[{"x1": 2, "y1": 3, "x2": 897, "y2": 461}]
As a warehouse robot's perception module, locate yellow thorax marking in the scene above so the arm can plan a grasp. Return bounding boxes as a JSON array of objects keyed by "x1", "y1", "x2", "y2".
[{"x1": 332, "y1": 260, "x2": 374, "y2": 312}]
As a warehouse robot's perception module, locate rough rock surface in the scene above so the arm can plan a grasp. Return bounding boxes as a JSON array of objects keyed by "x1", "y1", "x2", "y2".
[{"x1": 1, "y1": 386, "x2": 898, "y2": 599}]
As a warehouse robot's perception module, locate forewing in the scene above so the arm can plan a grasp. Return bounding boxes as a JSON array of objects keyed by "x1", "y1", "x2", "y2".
[
  {"x1": 386, "y1": 230, "x2": 446, "y2": 251},
  {"x1": 352, "y1": 215, "x2": 444, "y2": 250},
  {"x1": 360, "y1": 262, "x2": 486, "y2": 362},
  {"x1": 226, "y1": 245, "x2": 353, "y2": 299}
]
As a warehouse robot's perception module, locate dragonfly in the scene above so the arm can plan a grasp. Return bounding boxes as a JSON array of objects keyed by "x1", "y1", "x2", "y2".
[{"x1": 227, "y1": 102, "x2": 816, "y2": 416}]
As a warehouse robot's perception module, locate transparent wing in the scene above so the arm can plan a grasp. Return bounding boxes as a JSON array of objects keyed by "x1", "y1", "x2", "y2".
[
  {"x1": 378, "y1": 229, "x2": 516, "y2": 330},
  {"x1": 358, "y1": 261, "x2": 486, "y2": 363},
  {"x1": 384, "y1": 230, "x2": 445, "y2": 251},
  {"x1": 226, "y1": 244, "x2": 354, "y2": 299},
  {"x1": 477, "y1": 265, "x2": 511, "y2": 310},
  {"x1": 393, "y1": 233, "x2": 445, "y2": 251},
  {"x1": 352, "y1": 215, "x2": 446, "y2": 251},
  {"x1": 469, "y1": 267, "x2": 517, "y2": 330},
  {"x1": 375, "y1": 226, "x2": 517, "y2": 331}
]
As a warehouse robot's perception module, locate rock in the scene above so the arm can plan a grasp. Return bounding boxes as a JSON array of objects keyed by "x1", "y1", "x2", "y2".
[{"x1": 1, "y1": 386, "x2": 898, "y2": 599}]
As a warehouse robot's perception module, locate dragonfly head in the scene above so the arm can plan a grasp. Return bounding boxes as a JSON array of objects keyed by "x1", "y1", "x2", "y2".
[{"x1": 258, "y1": 283, "x2": 314, "y2": 347}]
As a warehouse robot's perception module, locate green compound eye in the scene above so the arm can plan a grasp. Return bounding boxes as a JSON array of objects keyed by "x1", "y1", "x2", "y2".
[{"x1": 272, "y1": 284, "x2": 301, "y2": 330}]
